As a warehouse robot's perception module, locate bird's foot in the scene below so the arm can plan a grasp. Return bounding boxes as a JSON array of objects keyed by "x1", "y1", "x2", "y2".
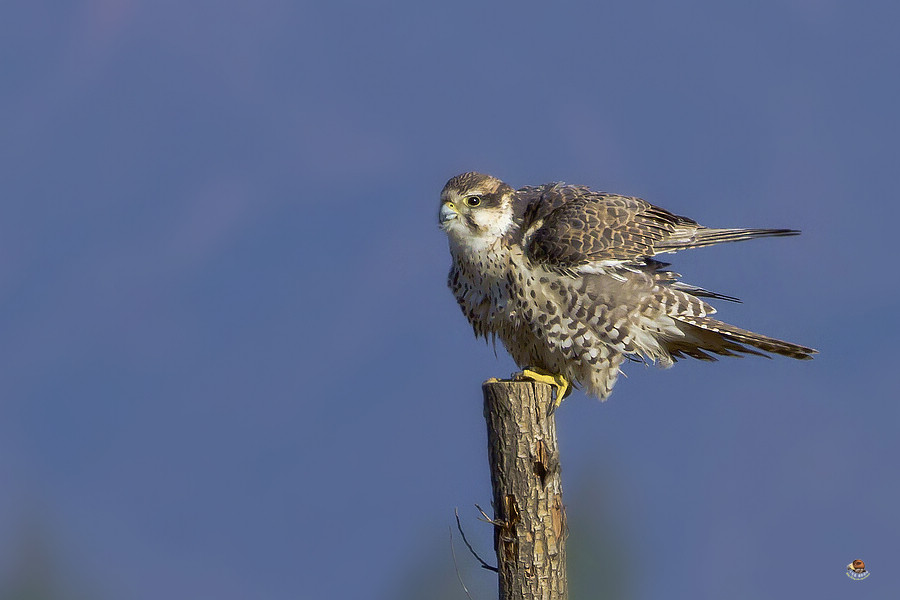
[{"x1": 515, "y1": 367, "x2": 571, "y2": 414}]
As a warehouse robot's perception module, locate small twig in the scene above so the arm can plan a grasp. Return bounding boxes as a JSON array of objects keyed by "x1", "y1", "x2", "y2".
[
  {"x1": 474, "y1": 503, "x2": 504, "y2": 527},
  {"x1": 455, "y1": 507, "x2": 498, "y2": 572},
  {"x1": 449, "y1": 525, "x2": 477, "y2": 600}
]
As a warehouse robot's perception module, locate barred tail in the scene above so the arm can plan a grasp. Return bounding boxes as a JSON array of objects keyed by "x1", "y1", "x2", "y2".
[
  {"x1": 666, "y1": 315, "x2": 817, "y2": 361},
  {"x1": 658, "y1": 226, "x2": 800, "y2": 252}
]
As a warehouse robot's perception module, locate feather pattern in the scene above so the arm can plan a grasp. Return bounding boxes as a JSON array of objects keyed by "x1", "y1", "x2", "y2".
[{"x1": 440, "y1": 172, "x2": 816, "y2": 401}]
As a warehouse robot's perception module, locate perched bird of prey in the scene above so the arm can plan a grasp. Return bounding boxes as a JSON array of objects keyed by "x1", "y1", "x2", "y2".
[{"x1": 438, "y1": 172, "x2": 816, "y2": 406}]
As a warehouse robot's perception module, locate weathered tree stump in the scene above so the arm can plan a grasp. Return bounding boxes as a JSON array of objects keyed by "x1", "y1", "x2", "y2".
[{"x1": 483, "y1": 379, "x2": 567, "y2": 600}]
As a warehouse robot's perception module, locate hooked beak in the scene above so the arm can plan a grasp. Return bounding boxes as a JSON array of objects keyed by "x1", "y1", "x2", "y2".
[{"x1": 439, "y1": 202, "x2": 458, "y2": 227}]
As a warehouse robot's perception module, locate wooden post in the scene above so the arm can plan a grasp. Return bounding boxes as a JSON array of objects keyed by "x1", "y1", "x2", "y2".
[{"x1": 483, "y1": 380, "x2": 567, "y2": 600}]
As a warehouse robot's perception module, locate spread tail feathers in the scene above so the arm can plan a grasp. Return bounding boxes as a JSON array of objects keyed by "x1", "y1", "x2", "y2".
[{"x1": 666, "y1": 315, "x2": 817, "y2": 361}]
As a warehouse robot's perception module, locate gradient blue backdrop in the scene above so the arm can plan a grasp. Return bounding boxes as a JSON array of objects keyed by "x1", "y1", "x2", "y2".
[{"x1": 1, "y1": 2, "x2": 897, "y2": 599}]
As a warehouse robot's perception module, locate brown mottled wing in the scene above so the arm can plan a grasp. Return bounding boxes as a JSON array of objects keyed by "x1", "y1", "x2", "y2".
[
  {"x1": 516, "y1": 183, "x2": 594, "y2": 226},
  {"x1": 522, "y1": 186, "x2": 691, "y2": 267}
]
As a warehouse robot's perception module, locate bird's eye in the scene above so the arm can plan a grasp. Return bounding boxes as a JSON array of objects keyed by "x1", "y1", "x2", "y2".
[{"x1": 466, "y1": 196, "x2": 482, "y2": 207}]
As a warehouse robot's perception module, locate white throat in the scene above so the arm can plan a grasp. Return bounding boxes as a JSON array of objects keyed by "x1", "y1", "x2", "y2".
[{"x1": 446, "y1": 208, "x2": 514, "y2": 258}]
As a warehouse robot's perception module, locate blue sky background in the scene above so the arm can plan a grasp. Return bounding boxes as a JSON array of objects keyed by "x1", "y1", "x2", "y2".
[{"x1": 1, "y1": 1, "x2": 898, "y2": 598}]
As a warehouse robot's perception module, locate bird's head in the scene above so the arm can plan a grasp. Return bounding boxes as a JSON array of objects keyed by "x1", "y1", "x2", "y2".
[{"x1": 439, "y1": 172, "x2": 517, "y2": 251}]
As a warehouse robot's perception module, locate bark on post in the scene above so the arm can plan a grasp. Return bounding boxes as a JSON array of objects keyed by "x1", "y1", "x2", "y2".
[{"x1": 483, "y1": 379, "x2": 567, "y2": 600}]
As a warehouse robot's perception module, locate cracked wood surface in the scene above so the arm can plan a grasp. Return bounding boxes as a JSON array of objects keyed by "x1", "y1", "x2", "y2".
[{"x1": 483, "y1": 380, "x2": 567, "y2": 600}]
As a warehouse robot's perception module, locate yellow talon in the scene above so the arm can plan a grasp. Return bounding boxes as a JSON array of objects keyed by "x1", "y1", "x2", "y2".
[{"x1": 516, "y1": 367, "x2": 571, "y2": 413}]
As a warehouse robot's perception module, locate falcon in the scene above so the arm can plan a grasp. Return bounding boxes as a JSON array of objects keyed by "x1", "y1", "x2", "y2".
[{"x1": 438, "y1": 172, "x2": 816, "y2": 407}]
